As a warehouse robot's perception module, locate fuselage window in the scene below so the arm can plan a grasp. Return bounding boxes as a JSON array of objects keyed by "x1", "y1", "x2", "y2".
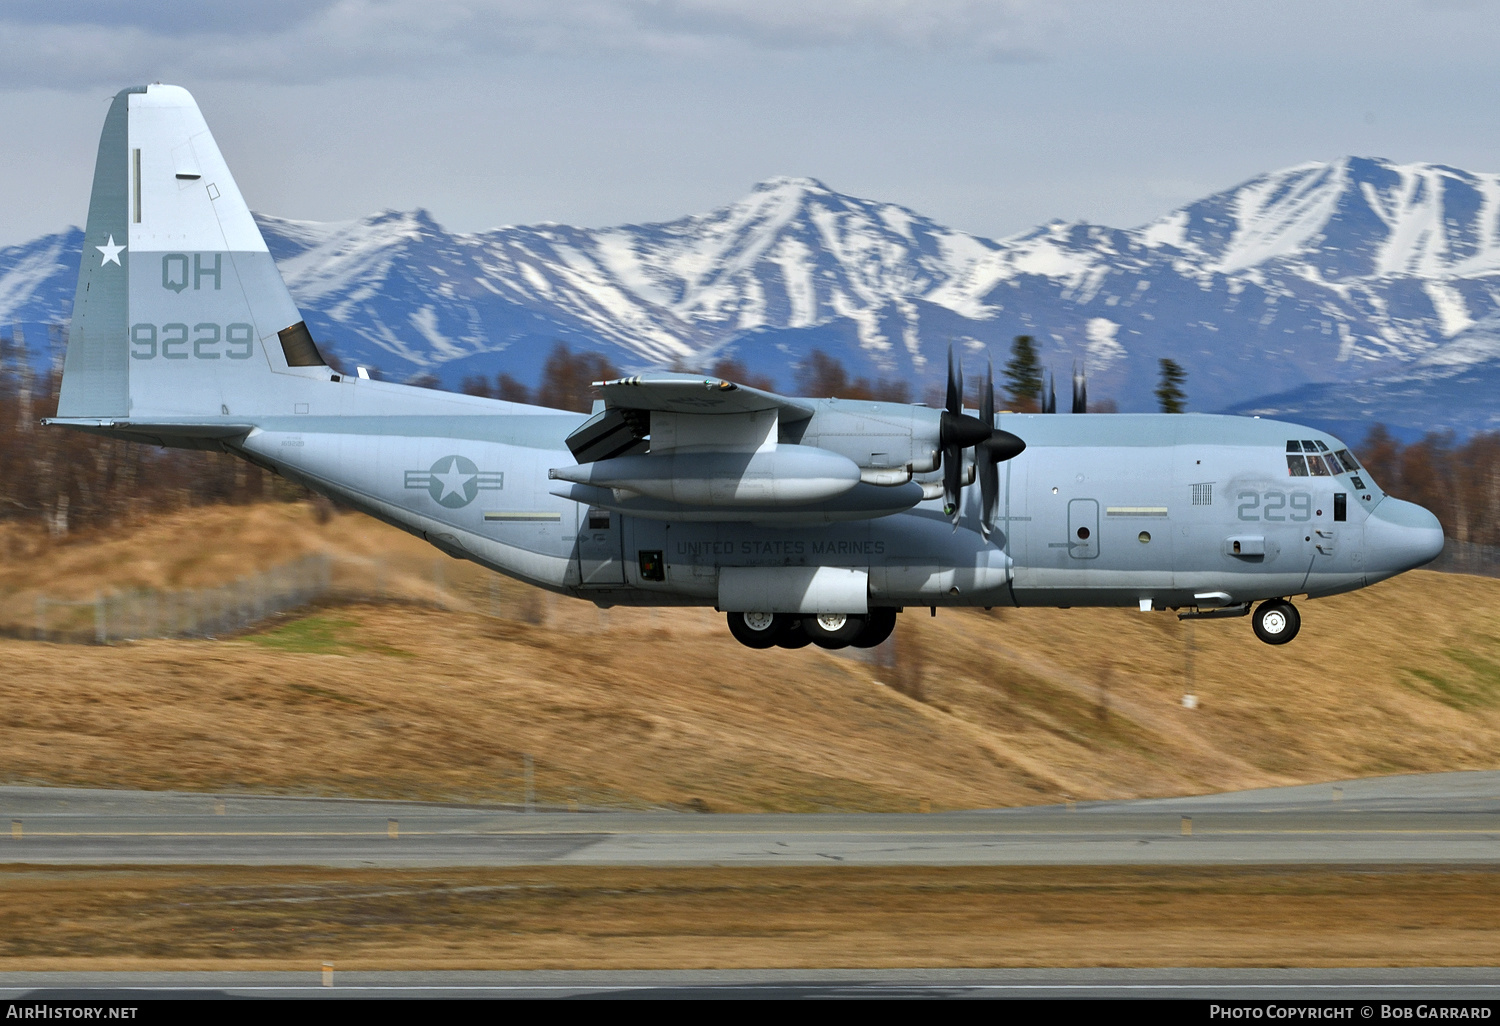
[
  {"x1": 1333, "y1": 449, "x2": 1360, "y2": 471},
  {"x1": 1306, "y1": 454, "x2": 1331, "y2": 476},
  {"x1": 1287, "y1": 454, "x2": 1309, "y2": 476},
  {"x1": 1323, "y1": 451, "x2": 1346, "y2": 474},
  {"x1": 1286, "y1": 440, "x2": 1304, "y2": 452},
  {"x1": 638, "y1": 550, "x2": 665, "y2": 581},
  {"x1": 1313, "y1": 440, "x2": 1330, "y2": 452}
]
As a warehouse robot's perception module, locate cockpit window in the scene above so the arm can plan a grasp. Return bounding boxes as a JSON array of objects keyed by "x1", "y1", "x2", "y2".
[{"x1": 1285, "y1": 440, "x2": 1365, "y2": 478}]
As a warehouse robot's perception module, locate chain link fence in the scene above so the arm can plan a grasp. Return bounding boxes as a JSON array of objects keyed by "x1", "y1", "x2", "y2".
[
  {"x1": 1429, "y1": 538, "x2": 1500, "y2": 578},
  {"x1": 27, "y1": 553, "x2": 332, "y2": 644}
]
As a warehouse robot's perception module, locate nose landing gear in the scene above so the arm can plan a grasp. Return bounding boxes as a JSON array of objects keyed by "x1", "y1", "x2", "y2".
[{"x1": 1251, "y1": 599, "x2": 1301, "y2": 645}]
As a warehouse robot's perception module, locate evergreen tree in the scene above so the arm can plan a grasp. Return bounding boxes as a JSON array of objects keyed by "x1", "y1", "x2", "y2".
[
  {"x1": 1155, "y1": 358, "x2": 1187, "y2": 413},
  {"x1": 1002, "y1": 335, "x2": 1043, "y2": 411},
  {"x1": 536, "y1": 342, "x2": 619, "y2": 413}
]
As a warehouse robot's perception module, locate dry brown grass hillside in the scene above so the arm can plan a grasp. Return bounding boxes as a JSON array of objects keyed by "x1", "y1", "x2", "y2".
[{"x1": 1, "y1": 502, "x2": 1498, "y2": 810}]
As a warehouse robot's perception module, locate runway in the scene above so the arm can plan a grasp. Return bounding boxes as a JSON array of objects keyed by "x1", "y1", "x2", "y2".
[{"x1": 3, "y1": 771, "x2": 1498, "y2": 867}]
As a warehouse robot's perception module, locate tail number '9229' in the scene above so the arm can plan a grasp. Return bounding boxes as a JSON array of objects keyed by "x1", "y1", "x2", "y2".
[
  {"x1": 1237, "y1": 489, "x2": 1313, "y2": 522},
  {"x1": 130, "y1": 322, "x2": 254, "y2": 360}
]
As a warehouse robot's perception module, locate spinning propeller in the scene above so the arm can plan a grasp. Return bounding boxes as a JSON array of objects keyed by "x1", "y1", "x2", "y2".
[{"x1": 940, "y1": 346, "x2": 1026, "y2": 535}]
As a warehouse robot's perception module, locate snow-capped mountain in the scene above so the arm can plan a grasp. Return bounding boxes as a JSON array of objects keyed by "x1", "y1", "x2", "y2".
[
  {"x1": 1226, "y1": 311, "x2": 1500, "y2": 440},
  {"x1": 3, "y1": 157, "x2": 1499, "y2": 435}
]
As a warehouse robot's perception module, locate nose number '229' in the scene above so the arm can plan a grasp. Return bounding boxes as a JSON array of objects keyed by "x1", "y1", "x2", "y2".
[{"x1": 1237, "y1": 490, "x2": 1314, "y2": 522}]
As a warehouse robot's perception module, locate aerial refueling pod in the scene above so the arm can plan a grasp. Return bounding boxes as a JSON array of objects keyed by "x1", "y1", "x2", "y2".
[{"x1": 549, "y1": 445, "x2": 861, "y2": 506}]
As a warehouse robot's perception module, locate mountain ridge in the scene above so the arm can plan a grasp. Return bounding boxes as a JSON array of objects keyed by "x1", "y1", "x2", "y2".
[{"x1": 3, "y1": 156, "x2": 1498, "y2": 436}]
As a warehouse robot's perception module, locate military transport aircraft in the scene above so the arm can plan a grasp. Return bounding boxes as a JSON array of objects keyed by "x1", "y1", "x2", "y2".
[{"x1": 44, "y1": 85, "x2": 1445, "y2": 650}]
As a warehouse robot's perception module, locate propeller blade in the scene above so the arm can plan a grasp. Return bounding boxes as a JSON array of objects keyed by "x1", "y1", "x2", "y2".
[
  {"x1": 943, "y1": 345, "x2": 965, "y2": 523},
  {"x1": 982, "y1": 358, "x2": 995, "y2": 428},
  {"x1": 1072, "y1": 363, "x2": 1087, "y2": 414},
  {"x1": 940, "y1": 410, "x2": 988, "y2": 524},
  {"x1": 940, "y1": 345, "x2": 1025, "y2": 531},
  {"x1": 946, "y1": 344, "x2": 963, "y2": 418},
  {"x1": 1042, "y1": 368, "x2": 1057, "y2": 414},
  {"x1": 979, "y1": 360, "x2": 998, "y2": 537},
  {"x1": 943, "y1": 444, "x2": 962, "y2": 521}
]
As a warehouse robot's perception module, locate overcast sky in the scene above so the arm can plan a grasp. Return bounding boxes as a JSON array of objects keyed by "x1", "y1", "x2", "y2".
[{"x1": 4, "y1": 0, "x2": 1500, "y2": 247}]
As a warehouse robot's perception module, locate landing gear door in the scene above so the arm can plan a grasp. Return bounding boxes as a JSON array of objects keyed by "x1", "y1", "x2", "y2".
[{"x1": 576, "y1": 506, "x2": 626, "y2": 586}]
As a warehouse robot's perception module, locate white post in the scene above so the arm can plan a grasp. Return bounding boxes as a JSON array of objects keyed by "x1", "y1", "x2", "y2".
[{"x1": 524, "y1": 754, "x2": 535, "y2": 812}]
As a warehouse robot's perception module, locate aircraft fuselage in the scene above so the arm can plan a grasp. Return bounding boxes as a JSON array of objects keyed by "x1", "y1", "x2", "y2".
[{"x1": 232, "y1": 397, "x2": 1442, "y2": 616}]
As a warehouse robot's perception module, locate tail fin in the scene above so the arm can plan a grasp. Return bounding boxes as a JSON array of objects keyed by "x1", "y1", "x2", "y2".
[{"x1": 58, "y1": 84, "x2": 330, "y2": 424}]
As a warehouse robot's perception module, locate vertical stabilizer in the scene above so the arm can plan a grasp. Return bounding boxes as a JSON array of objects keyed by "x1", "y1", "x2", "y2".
[
  {"x1": 59, "y1": 88, "x2": 141, "y2": 418},
  {"x1": 58, "y1": 84, "x2": 328, "y2": 422}
]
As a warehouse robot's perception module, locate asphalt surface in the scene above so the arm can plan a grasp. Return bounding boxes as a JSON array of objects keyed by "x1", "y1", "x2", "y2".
[
  {"x1": 3, "y1": 775, "x2": 1499, "y2": 1000},
  {"x1": 1, "y1": 771, "x2": 1498, "y2": 867}
]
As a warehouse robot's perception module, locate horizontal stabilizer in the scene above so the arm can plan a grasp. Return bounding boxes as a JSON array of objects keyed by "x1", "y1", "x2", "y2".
[{"x1": 41, "y1": 416, "x2": 255, "y2": 450}]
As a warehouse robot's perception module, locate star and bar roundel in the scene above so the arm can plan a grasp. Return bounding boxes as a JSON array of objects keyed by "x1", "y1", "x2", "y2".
[{"x1": 404, "y1": 455, "x2": 503, "y2": 509}]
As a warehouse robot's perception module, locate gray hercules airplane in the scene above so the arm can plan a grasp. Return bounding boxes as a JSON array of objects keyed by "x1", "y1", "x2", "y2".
[{"x1": 45, "y1": 85, "x2": 1446, "y2": 649}]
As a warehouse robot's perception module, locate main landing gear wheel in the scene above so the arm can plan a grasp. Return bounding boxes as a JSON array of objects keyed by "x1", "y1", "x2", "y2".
[
  {"x1": 1252, "y1": 599, "x2": 1301, "y2": 645},
  {"x1": 802, "y1": 613, "x2": 867, "y2": 649},
  {"x1": 851, "y1": 607, "x2": 898, "y2": 649},
  {"x1": 727, "y1": 611, "x2": 779, "y2": 649}
]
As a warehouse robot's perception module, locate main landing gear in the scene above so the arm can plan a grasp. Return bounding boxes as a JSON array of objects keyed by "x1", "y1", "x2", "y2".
[
  {"x1": 726, "y1": 608, "x2": 898, "y2": 650},
  {"x1": 1251, "y1": 599, "x2": 1301, "y2": 645}
]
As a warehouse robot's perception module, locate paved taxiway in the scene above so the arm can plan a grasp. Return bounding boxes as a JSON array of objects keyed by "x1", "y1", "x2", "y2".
[{"x1": 2, "y1": 771, "x2": 1498, "y2": 867}]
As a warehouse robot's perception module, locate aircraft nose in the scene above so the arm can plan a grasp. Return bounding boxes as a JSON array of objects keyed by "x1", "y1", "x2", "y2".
[{"x1": 1365, "y1": 497, "x2": 1445, "y2": 572}]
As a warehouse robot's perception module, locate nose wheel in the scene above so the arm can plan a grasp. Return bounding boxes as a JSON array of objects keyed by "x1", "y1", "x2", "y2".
[{"x1": 1252, "y1": 599, "x2": 1300, "y2": 645}]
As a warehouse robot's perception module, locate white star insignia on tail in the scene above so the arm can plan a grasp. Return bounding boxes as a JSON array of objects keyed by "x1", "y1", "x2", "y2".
[{"x1": 96, "y1": 235, "x2": 125, "y2": 266}]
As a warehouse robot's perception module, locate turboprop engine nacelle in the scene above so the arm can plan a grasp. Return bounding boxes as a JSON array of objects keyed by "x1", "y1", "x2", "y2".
[{"x1": 548, "y1": 446, "x2": 862, "y2": 506}]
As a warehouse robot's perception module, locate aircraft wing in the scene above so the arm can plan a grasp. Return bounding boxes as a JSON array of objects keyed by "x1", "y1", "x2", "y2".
[
  {"x1": 564, "y1": 373, "x2": 814, "y2": 464},
  {"x1": 594, "y1": 374, "x2": 814, "y2": 419}
]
